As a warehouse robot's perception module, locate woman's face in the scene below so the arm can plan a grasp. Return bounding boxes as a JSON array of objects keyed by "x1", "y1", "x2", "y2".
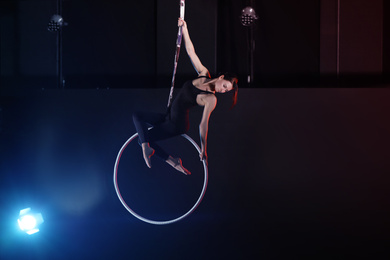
[{"x1": 215, "y1": 77, "x2": 233, "y2": 93}]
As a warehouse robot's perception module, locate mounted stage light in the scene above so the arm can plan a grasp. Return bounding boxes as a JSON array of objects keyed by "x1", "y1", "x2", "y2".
[
  {"x1": 240, "y1": 6, "x2": 258, "y2": 86},
  {"x1": 47, "y1": 14, "x2": 64, "y2": 32},
  {"x1": 18, "y1": 208, "x2": 44, "y2": 235},
  {"x1": 240, "y1": 6, "x2": 258, "y2": 27}
]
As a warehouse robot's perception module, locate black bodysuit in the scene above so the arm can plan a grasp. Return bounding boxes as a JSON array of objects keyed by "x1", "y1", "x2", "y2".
[{"x1": 132, "y1": 76, "x2": 214, "y2": 160}]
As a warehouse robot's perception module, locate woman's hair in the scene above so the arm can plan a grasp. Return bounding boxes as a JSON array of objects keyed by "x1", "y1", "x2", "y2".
[{"x1": 219, "y1": 72, "x2": 238, "y2": 109}]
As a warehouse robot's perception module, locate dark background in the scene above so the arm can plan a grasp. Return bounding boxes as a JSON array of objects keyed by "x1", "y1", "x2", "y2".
[
  {"x1": 1, "y1": 88, "x2": 389, "y2": 260},
  {"x1": 1, "y1": 0, "x2": 390, "y2": 259},
  {"x1": 1, "y1": 0, "x2": 390, "y2": 90}
]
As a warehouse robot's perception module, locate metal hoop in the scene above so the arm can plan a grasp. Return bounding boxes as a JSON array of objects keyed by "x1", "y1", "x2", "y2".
[{"x1": 113, "y1": 133, "x2": 208, "y2": 225}]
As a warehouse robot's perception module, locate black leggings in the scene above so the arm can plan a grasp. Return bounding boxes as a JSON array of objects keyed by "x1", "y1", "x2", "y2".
[{"x1": 132, "y1": 111, "x2": 185, "y2": 160}]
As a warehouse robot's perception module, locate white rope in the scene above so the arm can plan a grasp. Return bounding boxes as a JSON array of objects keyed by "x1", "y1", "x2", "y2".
[{"x1": 167, "y1": 0, "x2": 186, "y2": 108}]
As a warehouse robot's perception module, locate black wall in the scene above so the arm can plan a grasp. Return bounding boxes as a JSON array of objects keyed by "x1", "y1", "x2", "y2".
[
  {"x1": 383, "y1": 0, "x2": 390, "y2": 76},
  {"x1": 217, "y1": 0, "x2": 320, "y2": 86},
  {"x1": 0, "y1": 0, "x2": 218, "y2": 90},
  {"x1": 1, "y1": 0, "x2": 390, "y2": 90},
  {"x1": 0, "y1": 88, "x2": 389, "y2": 259}
]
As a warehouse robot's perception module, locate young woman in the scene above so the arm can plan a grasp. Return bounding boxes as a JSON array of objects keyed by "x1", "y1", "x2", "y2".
[{"x1": 133, "y1": 18, "x2": 238, "y2": 175}]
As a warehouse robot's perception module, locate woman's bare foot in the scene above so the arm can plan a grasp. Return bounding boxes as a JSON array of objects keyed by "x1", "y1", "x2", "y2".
[
  {"x1": 166, "y1": 156, "x2": 191, "y2": 175},
  {"x1": 142, "y1": 143, "x2": 155, "y2": 168}
]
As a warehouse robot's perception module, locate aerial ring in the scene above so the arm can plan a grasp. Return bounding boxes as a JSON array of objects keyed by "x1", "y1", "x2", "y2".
[{"x1": 113, "y1": 132, "x2": 208, "y2": 225}]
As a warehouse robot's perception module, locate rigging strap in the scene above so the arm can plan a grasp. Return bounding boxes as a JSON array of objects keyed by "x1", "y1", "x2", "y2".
[{"x1": 167, "y1": 0, "x2": 186, "y2": 108}]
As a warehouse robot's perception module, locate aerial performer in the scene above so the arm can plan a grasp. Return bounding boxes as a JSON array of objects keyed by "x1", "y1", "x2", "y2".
[{"x1": 132, "y1": 18, "x2": 238, "y2": 175}]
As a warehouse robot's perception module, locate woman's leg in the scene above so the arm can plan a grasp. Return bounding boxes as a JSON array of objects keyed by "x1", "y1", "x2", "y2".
[
  {"x1": 148, "y1": 124, "x2": 192, "y2": 175},
  {"x1": 146, "y1": 121, "x2": 179, "y2": 160},
  {"x1": 132, "y1": 111, "x2": 165, "y2": 143},
  {"x1": 132, "y1": 111, "x2": 190, "y2": 174},
  {"x1": 165, "y1": 156, "x2": 191, "y2": 175},
  {"x1": 133, "y1": 111, "x2": 165, "y2": 167},
  {"x1": 133, "y1": 111, "x2": 177, "y2": 164}
]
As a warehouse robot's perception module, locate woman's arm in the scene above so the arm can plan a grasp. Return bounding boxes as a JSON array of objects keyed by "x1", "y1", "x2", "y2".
[
  {"x1": 199, "y1": 95, "x2": 217, "y2": 164},
  {"x1": 179, "y1": 18, "x2": 209, "y2": 76}
]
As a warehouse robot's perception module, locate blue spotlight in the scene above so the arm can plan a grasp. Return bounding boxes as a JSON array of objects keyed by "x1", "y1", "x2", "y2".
[{"x1": 18, "y1": 208, "x2": 44, "y2": 235}]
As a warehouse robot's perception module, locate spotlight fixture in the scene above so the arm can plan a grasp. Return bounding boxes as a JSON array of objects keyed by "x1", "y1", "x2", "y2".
[
  {"x1": 240, "y1": 6, "x2": 258, "y2": 26},
  {"x1": 18, "y1": 208, "x2": 44, "y2": 235},
  {"x1": 48, "y1": 14, "x2": 64, "y2": 32}
]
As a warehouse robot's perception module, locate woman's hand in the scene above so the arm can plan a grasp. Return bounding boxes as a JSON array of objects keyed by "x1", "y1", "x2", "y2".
[
  {"x1": 199, "y1": 150, "x2": 208, "y2": 165},
  {"x1": 178, "y1": 18, "x2": 187, "y2": 29}
]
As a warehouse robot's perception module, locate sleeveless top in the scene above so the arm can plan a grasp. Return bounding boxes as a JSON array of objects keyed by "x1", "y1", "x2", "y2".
[{"x1": 168, "y1": 76, "x2": 214, "y2": 132}]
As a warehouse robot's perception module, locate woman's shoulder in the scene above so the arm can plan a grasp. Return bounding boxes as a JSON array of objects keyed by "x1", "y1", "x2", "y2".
[
  {"x1": 197, "y1": 92, "x2": 217, "y2": 107},
  {"x1": 192, "y1": 71, "x2": 211, "y2": 85},
  {"x1": 198, "y1": 70, "x2": 211, "y2": 78}
]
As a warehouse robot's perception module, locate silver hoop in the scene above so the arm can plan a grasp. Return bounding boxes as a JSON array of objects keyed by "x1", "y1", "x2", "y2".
[{"x1": 113, "y1": 133, "x2": 208, "y2": 225}]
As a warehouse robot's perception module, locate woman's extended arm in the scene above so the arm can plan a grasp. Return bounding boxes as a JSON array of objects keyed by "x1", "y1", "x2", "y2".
[
  {"x1": 198, "y1": 95, "x2": 217, "y2": 164},
  {"x1": 178, "y1": 18, "x2": 209, "y2": 76}
]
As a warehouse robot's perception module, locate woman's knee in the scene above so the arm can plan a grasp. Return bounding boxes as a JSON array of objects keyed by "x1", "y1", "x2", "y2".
[{"x1": 132, "y1": 111, "x2": 142, "y2": 122}]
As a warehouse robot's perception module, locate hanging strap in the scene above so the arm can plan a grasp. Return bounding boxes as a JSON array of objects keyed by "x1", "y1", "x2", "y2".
[{"x1": 167, "y1": 0, "x2": 186, "y2": 108}]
